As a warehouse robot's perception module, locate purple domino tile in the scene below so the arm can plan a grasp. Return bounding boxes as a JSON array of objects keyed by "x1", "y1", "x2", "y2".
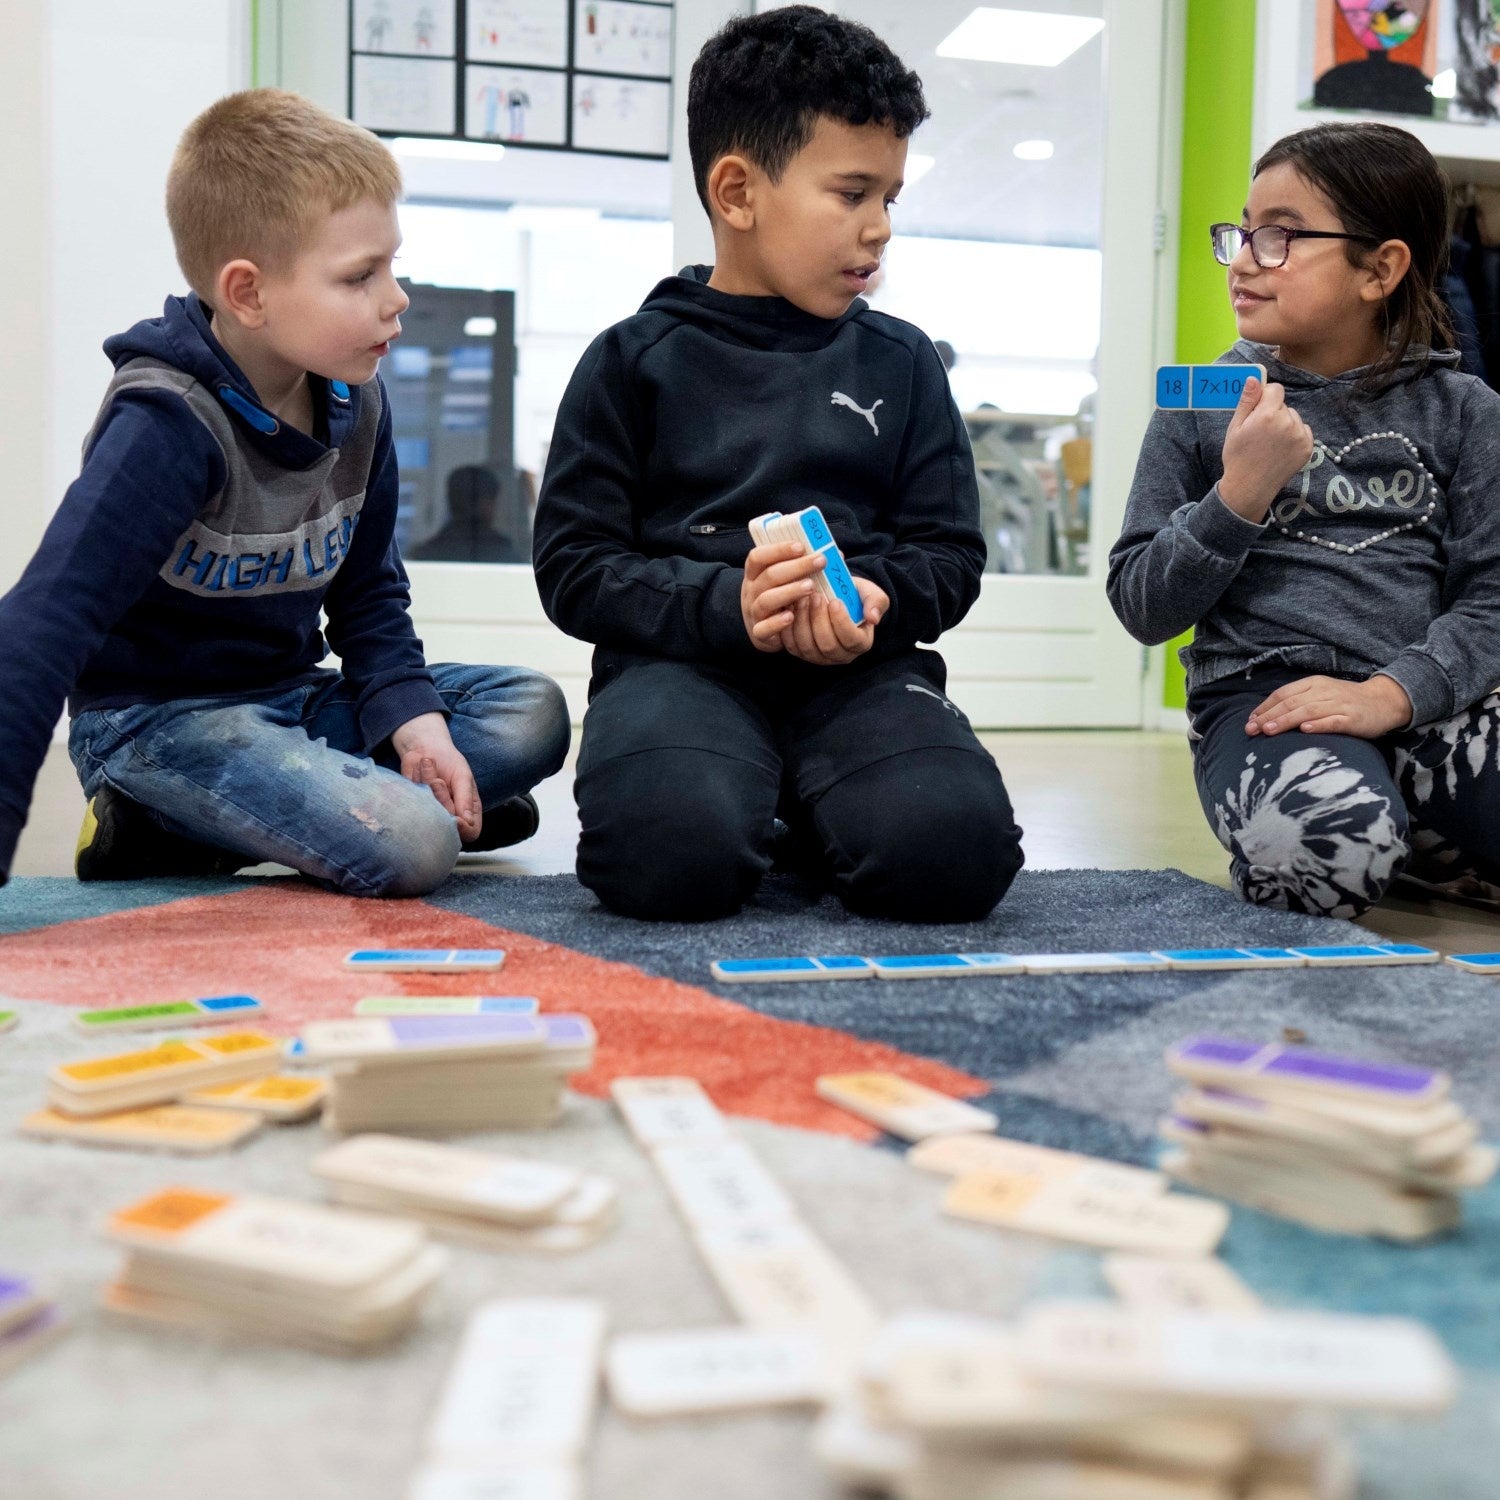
[
  {"x1": 539, "y1": 1015, "x2": 594, "y2": 1046},
  {"x1": 1260, "y1": 1050, "x2": 1438, "y2": 1097},
  {"x1": 386, "y1": 1015, "x2": 543, "y2": 1046},
  {"x1": 1177, "y1": 1035, "x2": 1438, "y2": 1099},
  {"x1": 1176, "y1": 1037, "x2": 1263, "y2": 1067}
]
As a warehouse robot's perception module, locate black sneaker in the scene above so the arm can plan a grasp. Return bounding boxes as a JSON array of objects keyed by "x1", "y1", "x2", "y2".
[
  {"x1": 75, "y1": 786, "x2": 238, "y2": 882},
  {"x1": 462, "y1": 793, "x2": 541, "y2": 853}
]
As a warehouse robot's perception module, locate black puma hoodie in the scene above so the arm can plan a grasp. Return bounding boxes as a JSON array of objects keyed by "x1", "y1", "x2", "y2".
[{"x1": 533, "y1": 265, "x2": 985, "y2": 672}]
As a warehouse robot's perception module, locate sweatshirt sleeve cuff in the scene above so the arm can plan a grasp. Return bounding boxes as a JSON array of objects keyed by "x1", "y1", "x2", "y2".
[
  {"x1": 1375, "y1": 653, "x2": 1452, "y2": 729},
  {"x1": 700, "y1": 568, "x2": 762, "y2": 659},
  {"x1": 358, "y1": 676, "x2": 448, "y2": 752},
  {"x1": 1185, "y1": 486, "x2": 1268, "y2": 559}
]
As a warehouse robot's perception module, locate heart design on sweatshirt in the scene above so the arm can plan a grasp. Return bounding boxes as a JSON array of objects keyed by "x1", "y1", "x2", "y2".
[{"x1": 1269, "y1": 431, "x2": 1437, "y2": 556}]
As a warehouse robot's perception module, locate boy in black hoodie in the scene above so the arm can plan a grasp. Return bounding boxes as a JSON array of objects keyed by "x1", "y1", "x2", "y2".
[
  {"x1": 534, "y1": 6, "x2": 1023, "y2": 922},
  {"x1": 0, "y1": 90, "x2": 569, "y2": 896}
]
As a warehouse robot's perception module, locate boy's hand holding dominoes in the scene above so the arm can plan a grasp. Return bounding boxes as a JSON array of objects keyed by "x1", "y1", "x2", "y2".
[
  {"x1": 784, "y1": 575, "x2": 887, "y2": 666},
  {"x1": 741, "y1": 507, "x2": 885, "y2": 663},
  {"x1": 391, "y1": 711, "x2": 483, "y2": 841},
  {"x1": 741, "y1": 538, "x2": 826, "y2": 652}
]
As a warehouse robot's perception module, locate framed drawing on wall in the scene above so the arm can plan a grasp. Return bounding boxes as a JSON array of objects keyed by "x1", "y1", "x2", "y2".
[{"x1": 1311, "y1": 0, "x2": 1439, "y2": 116}]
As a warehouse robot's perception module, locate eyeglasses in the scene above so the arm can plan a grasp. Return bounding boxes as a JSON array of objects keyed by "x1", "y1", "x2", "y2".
[{"x1": 1210, "y1": 222, "x2": 1376, "y2": 269}]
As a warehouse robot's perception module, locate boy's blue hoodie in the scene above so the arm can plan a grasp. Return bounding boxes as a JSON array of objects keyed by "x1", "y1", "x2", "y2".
[{"x1": 0, "y1": 293, "x2": 443, "y2": 877}]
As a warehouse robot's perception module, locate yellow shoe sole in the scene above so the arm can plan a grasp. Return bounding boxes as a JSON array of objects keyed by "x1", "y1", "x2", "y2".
[{"x1": 74, "y1": 797, "x2": 100, "y2": 874}]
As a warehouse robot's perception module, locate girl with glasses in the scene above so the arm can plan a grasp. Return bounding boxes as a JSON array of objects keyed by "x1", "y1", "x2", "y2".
[{"x1": 1108, "y1": 122, "x2": 1500, "y2": 919}]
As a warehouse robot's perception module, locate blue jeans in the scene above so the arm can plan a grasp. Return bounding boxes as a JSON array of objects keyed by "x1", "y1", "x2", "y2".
[{"x1": 68, "y1": 664, "x2": 570, "y2": 898}]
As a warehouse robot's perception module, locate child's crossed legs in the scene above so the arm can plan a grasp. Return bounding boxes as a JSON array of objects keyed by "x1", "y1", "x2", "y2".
[
  {"x1": 69, "y1": 663, "x2": 569, "y2": 898},
  {"x1": 1189, "y1": 666, "x2": 1500, "y2": 918}
]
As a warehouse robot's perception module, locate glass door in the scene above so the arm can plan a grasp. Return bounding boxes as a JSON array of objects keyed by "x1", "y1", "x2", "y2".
[{"x1": 842, "y1": 0, "x2": 1165, "y2": 726}]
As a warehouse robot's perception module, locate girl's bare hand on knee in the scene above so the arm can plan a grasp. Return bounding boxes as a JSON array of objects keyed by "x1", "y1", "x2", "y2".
[{"x1": 1246, "y1": 674, "x2": 1413, "y2": 739}]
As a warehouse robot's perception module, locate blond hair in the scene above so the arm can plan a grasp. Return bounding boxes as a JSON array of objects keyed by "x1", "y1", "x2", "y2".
[{"x1": 166, "y1": 88, "x2": 402, "y2": 298}]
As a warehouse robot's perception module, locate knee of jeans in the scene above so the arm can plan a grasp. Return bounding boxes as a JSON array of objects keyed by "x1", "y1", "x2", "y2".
[
  {"x1": 528, "y1": 675, "x2": 572, "y2": 777},
  {"x1": 473, "y1": 671, "x2": 572, "y2": 791},
  {"x1": 826, "y1": 765, "x2": 1024, "y2": 922},
  {"x1": 342, "y1": 790, "x2": 461, "y2": 899},
  {"x1": 577, "y1": 755, "x2": 770, "y2": 921}
]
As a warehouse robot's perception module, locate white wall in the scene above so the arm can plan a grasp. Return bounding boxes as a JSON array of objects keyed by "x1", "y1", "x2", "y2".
[
  {"x1": 45, "y1": 1, "x2": 250, "y2": 512},
  {"x1": 670, "y1": 0, "x2": 747, "y2": 270},
  {"x1": 0, "y1": 4, "x2": 51, "y2": 594}
]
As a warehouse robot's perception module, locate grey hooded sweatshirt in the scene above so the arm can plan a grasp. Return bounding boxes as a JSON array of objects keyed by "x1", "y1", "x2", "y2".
[{"x1": 1107, "y1": 339, "x2": 1500, "y2": 727}]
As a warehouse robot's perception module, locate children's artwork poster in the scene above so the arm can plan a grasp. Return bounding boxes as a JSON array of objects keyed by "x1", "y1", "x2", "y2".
[
  {"x1": 353, "y1": 0, "x2": 457, "y2": 58},
  {"x1": 469, "y1": 0, "x2": 570, "y2": 70},
  {"x1": 350, "y1": 0, "x2": 672, "y2": 156},
  {"x1": 353, "y1": 54, "x2": 457, "y2": 135},
  {"x1": 466, "y1": 64, "x2": 569, "y2": 145},
  {"x1": 1310, "y1": 0, "x2": 1439, "y2": 115},
  {"x1": 1453, "y1": 0, "x2": 1500, "y2": 120},
  {"x1": 573, "y1": 0, "x2": 673, "y2": 79},
  {"x1": 571, "y1": 73, "x2": 671, "y2": 155}
]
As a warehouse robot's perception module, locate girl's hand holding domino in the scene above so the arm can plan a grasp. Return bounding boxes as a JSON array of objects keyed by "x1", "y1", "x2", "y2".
[{"x1": 1217, "y1": 376, "x2": 1315, "y2": 523}]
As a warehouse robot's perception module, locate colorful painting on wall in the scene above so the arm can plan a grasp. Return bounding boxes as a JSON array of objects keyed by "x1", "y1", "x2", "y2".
[
  {"x1": 1312, "y1": 0, "x2": 1440, "y2": 115},
  {"x1": 1454, "y1": 0, "x2": 1500, "y2": 120}
]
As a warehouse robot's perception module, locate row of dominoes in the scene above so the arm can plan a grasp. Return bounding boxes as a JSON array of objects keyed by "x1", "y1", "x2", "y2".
[
  {"x1": 712, "y1": 943, "x2": 1446, "y2": 982},
  {"x1": 611, "y1": 1078, "x2": 880, "y2": 1358}
]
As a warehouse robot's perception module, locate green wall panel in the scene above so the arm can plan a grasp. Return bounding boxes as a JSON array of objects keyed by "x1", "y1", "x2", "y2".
[{"x1": 1162, "y1": 0, "x2": 1257, "y2": 710}]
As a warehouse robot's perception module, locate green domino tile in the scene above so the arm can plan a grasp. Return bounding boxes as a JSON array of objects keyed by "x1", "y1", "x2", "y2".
[
  {"x1": 76, "y1": 1001, "x2": 200, "y2": 1027},
  {"x1": 355, "y1": 996, "x2": 481, "y2": 1016}
]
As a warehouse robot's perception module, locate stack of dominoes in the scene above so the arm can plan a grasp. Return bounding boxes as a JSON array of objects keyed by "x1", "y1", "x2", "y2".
[
  {"x1": 313, "y1": 1133, "x2": 617, "y2": 1252},
  {"x1": 0, "y1": 1273, "x2": 65, "y2": 1376},
  {"x1": 1159, "y1": 1036, "x2": 1496, "y2": 1240},
  {"x1": 100, "y1": 1186, "x2": 445, "y2": 1351},
  {"x1": 44, "y1": 1029, "x2": 283, "y2": 1118},
  {"x1": 23, "y1": 1027, "x2": 316, "y2": 1153},
  {"x1": 303, "y1": 1012, "x2": 597, "y2": 1134},
  {"x1": 816, "y1": 1301, "x2": 1457, "y2": 1499},
  {"x1": 749, "y1": 506, "x2": 865, "y2": 624}
]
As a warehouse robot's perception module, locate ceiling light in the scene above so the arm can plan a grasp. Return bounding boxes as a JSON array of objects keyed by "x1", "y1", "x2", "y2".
[
  {"x1": 905, "y1": 153, "x2": 937, "y2": 186},
  {"x1": 936, "y1": 8, "x2": 1105, "y2": 67},
  {"x1": 1431, "y1": 68, "x2": 1457, "y2": 100},
  {"x1": 1013, "y1": 138, "x2": 1054, "y2": 160},
  {"x1": 390, "y1": 136, "x2": 506, "y2": 162}
]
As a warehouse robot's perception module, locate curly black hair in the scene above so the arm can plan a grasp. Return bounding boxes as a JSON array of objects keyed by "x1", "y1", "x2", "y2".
[{"x1": 687, "y1": 5, "x2": 929, "y2": 214}]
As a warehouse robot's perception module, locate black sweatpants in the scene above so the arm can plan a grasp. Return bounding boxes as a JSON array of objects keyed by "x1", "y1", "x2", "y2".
[
  {"x1": 1189, "y1": 665, "x2": 1500, "y2": 918},
  {"x1": 574, "y1": 648, "x2": 1024, "y2": 922}
]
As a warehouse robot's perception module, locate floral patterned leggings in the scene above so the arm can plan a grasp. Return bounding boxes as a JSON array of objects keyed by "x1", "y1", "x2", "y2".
[{"x1": 1188, "y1": 666, "x2": 1500, "y2": 919}]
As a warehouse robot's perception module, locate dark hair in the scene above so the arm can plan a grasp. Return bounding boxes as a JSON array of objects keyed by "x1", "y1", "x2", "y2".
[
  {"x1": 687, "y1": 5, "x2": 929, "y2": 215},
  {"x1": 445, "y1": 464, "x2": 501, "y2": 524},
  {"x1": 1253, "y1": 123, "x2": 1454, "y2": 389}
]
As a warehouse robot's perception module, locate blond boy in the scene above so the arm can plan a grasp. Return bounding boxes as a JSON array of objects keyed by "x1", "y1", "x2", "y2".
[{"x1": 0, "y1": 89, "x2": 567, "y2": 895}]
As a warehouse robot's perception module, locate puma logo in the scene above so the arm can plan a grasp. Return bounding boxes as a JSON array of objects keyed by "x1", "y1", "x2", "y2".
[
  {"x1": 906, "y1": 683, "x2": 962, "y2": 717},
  {"x1": 831, "y1": 390, "x2": 883, "y2": 436}
]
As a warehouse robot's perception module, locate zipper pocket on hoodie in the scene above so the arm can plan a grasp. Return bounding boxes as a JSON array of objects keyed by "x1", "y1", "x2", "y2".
[{"x1": 687, "y1": 523, "x2": 748, "y2": 536}]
